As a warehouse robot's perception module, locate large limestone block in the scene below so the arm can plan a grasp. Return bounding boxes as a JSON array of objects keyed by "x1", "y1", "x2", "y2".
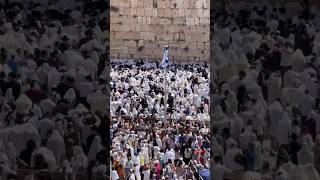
[
  {"x1": 140, "y1": 32, "x2": 156, "y2": 41},
  {"x1": 144, "y1": 8, "x2": 153, "y2": 16},
  {"x1": 115, "y1": 32, "x2": 140, "y2": 40},
  {"x1": 158, "y1": 17, "x2": 173, "y2": 24}
]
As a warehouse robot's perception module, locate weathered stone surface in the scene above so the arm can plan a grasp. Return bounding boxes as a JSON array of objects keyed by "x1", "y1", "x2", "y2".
[
  {"x1": 110, "y1": 0, "x2": 210, "y2": 61},
  {"x1": 140, "y1": 32, "x2": 156, "y2": 41}
]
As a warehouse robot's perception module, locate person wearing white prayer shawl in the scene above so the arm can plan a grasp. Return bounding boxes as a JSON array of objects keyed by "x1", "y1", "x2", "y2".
[
  {"x1": 292, "y1": 49, "x2": 306, "y2": 73},
  {"x1": 46, "y1": 130, "x2": 66, "y2": 167},
  {"x1": 39, "y1": 98, "x2": 56, "y2": 116},
  {"x1": 229, "y1": 112, "x2": 244, "y2": 141},
  {"x1": 299, "y1": 69, "x2": 318, "y2": 98},
  {"x1": 0, "y1": 153, "x2": 16, "y2": 180},
  {"x1": 224, "y1": 90, "x2": 238, "y2": 115},
  {"x1": 63, "y1": 88, "x2": 76, "y2": 106},
  {"x1": 299, "y1": 90, "x2": 315, "y2": 117},
  {"x1": 298, "y1": 141, "x2": 314, "y2": 166},
  {"x1": 283, "y1": 68, "x2": 300, "y2": 88},
  {"x1": 70, "y1": 145, "x2": 88, "y2": 173},
  {"x1": 15, "y1": 94, "x2": 32, "y2": 115},
  {"x1": 224, "y1": 139, "x2": 244, "y2": 180},
  {"x1": 38, "y1": 117, "x2": 55, "y2": 140},
  {"x1": 87, "y1": 135, "x2": 103, "y2": 162},
  {"x1": 286, "y1": 79, "x2": 306, "y2": 106},
  {"x1": 267, "y1": 100, "x2": 283, "y2": 136},
  {"x1": 266, "y1": 72, "x2": 282, "y2": 103},
  {"x1": 239, "y1": 121, "x2": 256, "y2": 149},
  {"x1": 87, "y1": 88, "x2": 107, "y2": 113}
]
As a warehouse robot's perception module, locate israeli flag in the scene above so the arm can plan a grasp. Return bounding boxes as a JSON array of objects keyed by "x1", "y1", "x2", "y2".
[{"x1": 160, "y1": 45, "x2": 169, "y2": 68}]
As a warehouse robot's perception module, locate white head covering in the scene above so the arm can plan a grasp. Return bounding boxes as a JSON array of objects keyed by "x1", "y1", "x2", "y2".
[
  {"x1": 63, "y1": 88, "x2": 76, "y2": 104},
  {"x1": 297, "y1": 142, "x2": 314, "y2": 165},
  {"x1": 71, "y1": 146, "x2": 88, "y2": 169},
  {"x1": 15, "y1": 94, "x2": 32, "y2": 114},
  {"x1": 47, "y1": 130, "x2": 66, "y2": 166}
]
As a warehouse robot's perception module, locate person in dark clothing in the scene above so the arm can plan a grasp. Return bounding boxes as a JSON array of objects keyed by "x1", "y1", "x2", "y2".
[
  {"x1": 0, "y1": 71, "x2": 6, "y2": 95},
  {"x1": 25, "y1": 80, "x2": 46, "y2": 103},
  {"x1": 19, "y1": 140, "x2": 36, "y2": 169},
  {"x1": 288, "y1": 133, "x2": 301, "y2": 165},
  {"x1": 56, "y1": 76, "x2": 71, "y2": 98},
  {"x1": 33, "y1": 154, "x2": 49, "y2": 170},
  {"x1": 4, "y1": 72, "x2": 20, "y2": 100}
]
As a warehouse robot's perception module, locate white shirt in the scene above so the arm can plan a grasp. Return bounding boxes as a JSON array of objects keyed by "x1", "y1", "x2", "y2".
[
  {"x1": 142, "y1": 169, "x2": 151, "y2": 180},
  {"x1": 111, "y1": 170, "x2": 119, "y2": 180}
]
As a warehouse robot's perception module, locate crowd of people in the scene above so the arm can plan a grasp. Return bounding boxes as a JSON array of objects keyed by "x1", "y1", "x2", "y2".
[
  {"x1": 110, "y1": 60, "x2": 210, "y2": 180},
  {"x1": 212, "y1": 0, "x2": 320, "y2": 180},
  {"x1": 0, "y1": 0, "x2": 109, "y2": 179}
]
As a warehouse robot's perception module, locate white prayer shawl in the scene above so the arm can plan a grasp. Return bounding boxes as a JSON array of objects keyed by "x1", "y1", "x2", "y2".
[
  {"x1": 0, "y1": 122, "x2": 41, "y2": 153},
  {"x1": 231, "y1": 29, "x2": 242, "y2": 44},
  {"x1": 47, "y1": 130, "x2": 66, "y2": 166},
  {"x1": 0, "y1": 64, "x2": 12, "y2": 76},
  {"x1": 299, "y1": 94, "x2": 315, "y2": 116},
  {"x1": 5, "y1": 142, "x2": 16, "y2": 168},
  {"x1": 38, "y1": 118, "x2": 55, "y2": 140},
  {"x1": 235, "y1": 54, "x2": 250, "y2": 73},
  {"x1": 298, "y1": 142, "x2": 314, "y2": 165},
  {"x1": 268, "y1": 101, "x2": 283, "y2": 136},
  {"x1": 37, "y1": 63, "x2": 50, "y2": 86},
  {"x1": 70, "y1": 146, "x2": 88, "y2": 170},
  {"x1": 267, "y1": 19, "x2": 279, "y2": 33},
  {"x1": 48, "y1": 67, "x2": 61, "y2": 90},
  {"x1": 239, "y1": 126, "x2": 256, "y2": 148},
  {"x1": 39, "y1": 34, "x2": 52, "y2": 50},
  {"x1": 45, "y1": 27, "x2": 58, "y2": 42},
  {"x1": 281, "y1": 48, "x2": 293, "y2": 67},
  {"x1": 32, "y1": 105, "x2": 43, "y2": 119},
  {"x1": 224, "y1": 147, "x2": 244, "y2": 171},
  {"x1": 299, "y1": 71, "x2": 317, "y2": 98},
  {"x1": 63, "y1": 88, "x2": 76, "y2": 104},
  {"x1": 287, "y1": 82, "x2": 306, "y2": 106},
  {"x1": 303, "y1": 163, "x2": 320, "y2": 180},
  {"x1": 313, "y1": 41, "x2": 320, "y2": 56},
  {"x1": 253, "y1": 139, "x2": 263, "y2": 171},
  {"x1": 82, "y1": 58, "x2": 97, "y2": 79},
  {"x1": 80, "y1": 39, "x2": 99, "y2": 52},
  {"x1": 15, "y1": 94, "x2": 32, "y2": 114},
  {"x1": 292, "y1": 49, "x2": 306, "y2": 73},
  {"x1": 40, "y1": 98, "x2": 56, "y2": 115},
  {"x1": 87, "y1": 136, "x2": 103, "y2": 162},
  {"x1": 229, "y1": 113, "x2": 244, "y2": 139},
  {"x1": 267, "y1": 73, "x2": 282, "y2": 103},
  {"x1": 60, "y1": 50, "x2": 85, "y2": 70},
  {"x1": 70, "y1": 10, "x2": 82, "y2": 22},
  {"x1": 225, "y1": 91, "x2": 238, "y2": 115},
  {"x1": 283, "y1": 70, "x2": 300, "y2": 88},
  {"x1": 275, "y1": 112, "x2": 291, "y2": 145},
  {"x1": 87, "y1": 91, "x2": 108, "y2": 113}
]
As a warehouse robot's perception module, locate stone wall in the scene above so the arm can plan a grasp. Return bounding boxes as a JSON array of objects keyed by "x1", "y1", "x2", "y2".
[{"x1": 110, "y1": 0, "x2": 210, "y2": 62}]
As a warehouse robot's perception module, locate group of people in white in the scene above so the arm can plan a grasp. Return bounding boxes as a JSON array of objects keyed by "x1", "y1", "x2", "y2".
[
  {"x1": 0, "y1": 0, "x2": 109, "y2": 179},
  {"x1": 212, "y1": 0, "x2": 320, "y2": 180},
  {"x1": 110, "y1": 60, "x2": 210, "y2": 180}
]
